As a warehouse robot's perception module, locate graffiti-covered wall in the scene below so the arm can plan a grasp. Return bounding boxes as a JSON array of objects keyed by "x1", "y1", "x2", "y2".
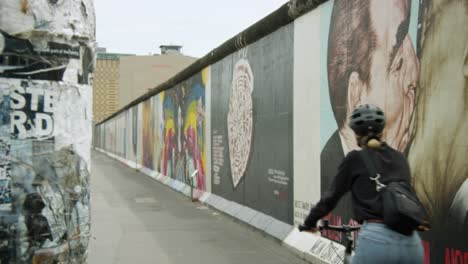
[
  {"x1": 410, "y1": 0, "x2": 467, "y2": 260},
  {"x1": 292, "y1": 0, "x2": 467, "y2": 262},
  {"x1": 211, "y1": 25, "x2": 294, "y2": 224},
  {"x1": 97, "y1": 70, "x2": 209, "y2": 191},
  {"x1": 160, "y1": 71, "x2": 208, "y2": 189},
  {"x1": 95, "y1": 0, "x2": 467, "y2": 262},
  {"x1": 0, "y1": 0, "x2": 95, "y2": 263}
]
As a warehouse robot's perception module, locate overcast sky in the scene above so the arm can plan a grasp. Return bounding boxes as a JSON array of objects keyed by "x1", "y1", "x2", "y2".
[{"x1": 94, "y1": 0, "x2": 288, "y2": 58}]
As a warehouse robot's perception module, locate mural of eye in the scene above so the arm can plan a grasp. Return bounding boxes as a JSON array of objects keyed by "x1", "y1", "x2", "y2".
[{"x1": 227, "y1": 59, "x2": 253, "y2": 188}]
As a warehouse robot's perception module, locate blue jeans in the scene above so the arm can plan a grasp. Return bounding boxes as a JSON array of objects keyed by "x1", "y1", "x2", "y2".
[{"x1": 352, "y1": 222, "x2": 424, "y2": 264}]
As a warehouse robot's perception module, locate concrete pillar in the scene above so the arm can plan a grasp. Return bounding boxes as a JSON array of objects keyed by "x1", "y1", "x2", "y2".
[{"x1": 0, "y1": 0, "x2": 95, "y2": 262}]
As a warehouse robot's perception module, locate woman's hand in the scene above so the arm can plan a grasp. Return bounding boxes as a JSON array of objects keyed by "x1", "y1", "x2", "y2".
[{"x1": 298, "y1": 224, "x2": 319, "y2": 233}]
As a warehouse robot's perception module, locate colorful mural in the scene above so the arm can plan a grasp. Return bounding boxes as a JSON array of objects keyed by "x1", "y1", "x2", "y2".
[
  {"x1": 161, "y1": 70, "x2": 207, "y2": 190},
  {"x1": 317, "y1": 0, "x2": 467, "y2": 261},
  {"x1": 141, "y1": 99, "x2": 154, "y2": 170}
]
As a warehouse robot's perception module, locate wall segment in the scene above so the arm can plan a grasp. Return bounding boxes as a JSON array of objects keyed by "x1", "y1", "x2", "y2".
[{"x1": 95, "y1": 0, "x2": 468, "y2": 263}]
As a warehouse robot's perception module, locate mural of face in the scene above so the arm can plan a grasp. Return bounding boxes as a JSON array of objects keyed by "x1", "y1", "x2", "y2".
[
  {"x1": 321, "y1": 0, "x2": 420, "y2": 244},
  {"x1": 408, "y1": 0, "x2": 468, "y2": 228},
  {"x1": 328, "y1": 0, "x2": 419, "y2": 153},
  {"x1": 364, "y1": 0, "x2": 419, "y2": 151},
  {"x1": 227, "y1": 59, "x2": 254, "y2": 188}
]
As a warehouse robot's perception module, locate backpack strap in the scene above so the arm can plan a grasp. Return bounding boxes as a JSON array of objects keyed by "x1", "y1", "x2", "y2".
[{"x1": 360, "y1": 149, "x2": 386, "y2": 192}]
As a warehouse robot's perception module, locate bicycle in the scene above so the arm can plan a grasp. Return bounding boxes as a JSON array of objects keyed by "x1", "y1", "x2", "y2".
[{"x1": 299, "y1": 220, "x2": 361, "y2": 264}]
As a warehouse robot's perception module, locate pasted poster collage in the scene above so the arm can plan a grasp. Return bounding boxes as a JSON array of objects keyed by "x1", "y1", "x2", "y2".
[
  {"x1": 0, "y1": 0, "x2": 95, "y2": 262},
  {"x1": 0, "y1": 79, "x2": 92, "y2": 263}
]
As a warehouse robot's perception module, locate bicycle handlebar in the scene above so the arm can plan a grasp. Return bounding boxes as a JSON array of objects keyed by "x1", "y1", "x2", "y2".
[
  {"x1": 298, "y1": 220, "x2": 361, "y2": 233},
  {"x1": 319, "y1": 220, "x2": 360, "y2": 233}
]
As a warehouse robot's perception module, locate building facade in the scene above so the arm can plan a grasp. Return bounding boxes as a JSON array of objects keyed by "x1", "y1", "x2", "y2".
[
  {"x1": 93, "y1": 46, "x2": 197, "y2": 122},
  {"x1": 118, "y1": 50, "x2": 197, "y2": 108},
  {"x1": 93, "y1": 52, "x2": 132, "y2": 122}
]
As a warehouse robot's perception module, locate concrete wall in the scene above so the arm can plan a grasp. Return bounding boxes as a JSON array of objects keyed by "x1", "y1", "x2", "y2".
[
  {"x1": 95, "y1": 0, "x2": 468, "y2": 263},
  {"x1": 211, "y1": 25, "x2": 294, "y2": 224},
  {"x1": 0, "y1": 0, "x2": 95, "y2": 262}
]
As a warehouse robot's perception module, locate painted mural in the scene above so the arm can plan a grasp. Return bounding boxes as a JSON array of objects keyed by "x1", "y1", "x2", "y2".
[
  {"x1": 94, "y1": 0, "x2": 467, "y2": 262},
  {"x1": 152, "y1": 95, "x2": 163, "y2": 172},
  {"x1": 319, "y1": 0, "x2": 419, "y2": 236},
  {"x1": 211, "y1": 24, "x2": 294, "y2": 224},
  {"x1": 132, "y1": 106, "x2": 138, "y2": 158},
  {"x1": 318, "y1": 0, "x2": 467, "y2": 261},
  {"x1": 227, "y1": 59, "x2": 254, "y2": 188},
  {"x1": 141, "y1": 99, "x2": 154, "y2": 170},
  {"x1": 114, "y1": 113, "x2": 125, "y2": 158},
  {"x1": 161, "y1": 70, "x2": 207, "y2": 190},
  {"x1": 127, "y1": 69, "x2": 208, "y2": 190},
  {"x1": 407, "y1": 0, "x2": 468, "y2": 261}
]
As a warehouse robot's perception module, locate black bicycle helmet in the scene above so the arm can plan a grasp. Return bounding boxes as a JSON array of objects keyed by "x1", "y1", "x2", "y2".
[{"x1": 349, "y1": 104, "x2": 385, "y2": 136}]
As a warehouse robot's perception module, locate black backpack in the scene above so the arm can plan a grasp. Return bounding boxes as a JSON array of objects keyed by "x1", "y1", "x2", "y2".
[{"x1": 360, "y1": 150, "x2": 430, "y2": 235}]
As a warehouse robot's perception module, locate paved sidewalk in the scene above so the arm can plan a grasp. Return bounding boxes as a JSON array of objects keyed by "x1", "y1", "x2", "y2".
[{"x1": 88, "y1": 151, "x2": 308, "y2": 264}]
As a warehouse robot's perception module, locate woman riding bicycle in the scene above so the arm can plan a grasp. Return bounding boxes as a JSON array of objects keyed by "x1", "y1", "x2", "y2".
[{"x1": 299, "y1": 104, "x2": 424, "y2": 264}]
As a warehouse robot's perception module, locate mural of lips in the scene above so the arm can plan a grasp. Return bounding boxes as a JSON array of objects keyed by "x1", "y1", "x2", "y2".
[{"x1": 227, "y1": 58, "x2": 254, "y2": 188}]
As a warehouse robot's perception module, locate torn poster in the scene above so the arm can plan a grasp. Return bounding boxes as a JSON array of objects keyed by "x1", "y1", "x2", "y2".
[
  {"x1": 8, "y1": 81, "x2": 56, "y2": 140},
  {"x1": 0, "y1": 31, "x2": 94, "y2": 83},
  {"x1": 0, "y1": 87, "x2": 11, "y2": 211},
  {"x1": 0, "y1": 0, "x2": 95, "y2": 262}
]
